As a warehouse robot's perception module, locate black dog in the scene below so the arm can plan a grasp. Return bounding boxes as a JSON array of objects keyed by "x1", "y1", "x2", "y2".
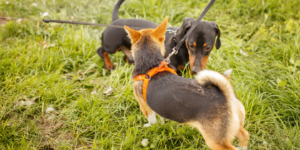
[{"x1": 97, "y1": 0, "x2": 221, "y2": 74}]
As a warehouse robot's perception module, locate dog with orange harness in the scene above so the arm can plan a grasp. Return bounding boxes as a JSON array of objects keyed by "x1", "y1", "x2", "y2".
[{"x1": 125, "y1": 17, "x2": 249, "y2": 150}]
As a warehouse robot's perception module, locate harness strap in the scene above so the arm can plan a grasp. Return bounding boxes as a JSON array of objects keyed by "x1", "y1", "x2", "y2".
[
  {"x1": 134, "y1": 61, "x2": 177, "y2": 102},
  {"x1": 135, "y1": 75, "x2": 149, "y2": 101}
]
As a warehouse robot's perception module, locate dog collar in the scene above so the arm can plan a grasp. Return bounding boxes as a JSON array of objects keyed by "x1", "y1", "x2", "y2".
[{"x1": 134, "y1": 61, "x2": 177, "y2": 102}]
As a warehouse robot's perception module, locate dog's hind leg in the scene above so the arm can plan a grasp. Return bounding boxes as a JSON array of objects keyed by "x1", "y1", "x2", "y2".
[
  {"x1": 123, "y1": 55, "x2": 129, "y2": 63},
  {"x1": 97, "y1": 46, "x2": 114, "y2": 70},
  {"x1": 201, "y1": 132, "x2": 238, "y2": 150},
  {"x1": 234, "y1": 100, "x2": 249, "y2": 149},
  {"x1": 206, "y1": 142, "x2": 238, "y2": 150},
  {"x1": 187, "y1": 121, "x2": 238, "y2": 150},
  {"x1": 236, "y1": 126, "x2": 249, "y2": 149}
]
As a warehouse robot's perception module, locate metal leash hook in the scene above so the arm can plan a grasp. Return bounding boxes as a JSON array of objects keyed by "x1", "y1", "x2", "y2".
[
  {"x1": 166, "y1": 29, "x2": 177, "y2": 34},
  {"x1": 165, "y1": 47, "x2": 178, "y2": 64},
  {"x1": 163, "y1": 0, "x2": 216, "y2": 64}
]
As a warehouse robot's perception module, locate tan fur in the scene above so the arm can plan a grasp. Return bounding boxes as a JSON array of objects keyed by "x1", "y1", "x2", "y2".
[
  {"x1": 186, "y1": 121, "x2": 238, "y2": 150},
  {"x1": 124, "y1": 26, "x2": 141, "y2": 44},
  {"x1": 201, "y1": 55, "x2": 210, "y2": 70},
  {"x1": 124, "y1": 17, "x2": 168, "y2": 58},
  {"x1": 133, "y1": 81, "x2": 154, "y2": 119},
  {"x1": 152, "y1": 17, "x2": 168, "y2": 43},
  {"x1": 177, "y1": 65, "x2": 185, "y2": 70},
  {"x1": 103, "y1": 52, "x2": 114, "y2": 70},
  {"x1": 195, "y1": 70, "x2": 235, "y2": 103},
  {"x1": 186, "y1": 103, "x2": 248, "y2": 150},
  {"x1": 194, "y1": 70, "x2": 249, "y2": 149},
  {"x1": 185, "y1": 39, "x2": 195, "y2": 72},
  {"x1": 193, "y1": 42, "x2": 197, "y2": 47}
]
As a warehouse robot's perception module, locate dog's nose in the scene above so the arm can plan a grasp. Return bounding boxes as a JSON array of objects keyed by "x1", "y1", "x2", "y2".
[{"x1": 192, "y1": 66, "x2": 201, "y2": 74}]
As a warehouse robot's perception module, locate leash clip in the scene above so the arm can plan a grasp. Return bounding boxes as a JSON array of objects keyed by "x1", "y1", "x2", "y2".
[
  {"x1": 172, "y1": 47, "x2": 178, "y2": 55},
  {"x1": 164, "y1": 47, "x2": 178, "y2": 64},
  {"x1": 166, "y1": 29, "x2": 177, "y2": 34},
  {"x1": 165, "y1": 57, "x2": 171, "y2": 64}
]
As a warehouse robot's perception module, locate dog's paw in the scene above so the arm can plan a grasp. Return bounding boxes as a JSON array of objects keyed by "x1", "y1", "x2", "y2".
[
  {"x1": 105, "y1": 63, "x2": 114, "y2": 71},
  {"x1": 143, "y1": 123, "x2": 152, "y2": 127},
  {"x1": 148, "y1": 112, "x2": 157, "y2": 124}
]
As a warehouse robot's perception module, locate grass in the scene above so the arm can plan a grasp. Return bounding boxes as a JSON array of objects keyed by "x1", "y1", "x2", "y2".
[{"x1": 0, "y1": 0, "x2": 300, "y2": 149}]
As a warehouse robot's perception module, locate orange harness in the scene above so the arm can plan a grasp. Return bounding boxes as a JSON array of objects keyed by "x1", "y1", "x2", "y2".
[{"x1": 134, "y1": 61, "x2": 177, "y2": 102}]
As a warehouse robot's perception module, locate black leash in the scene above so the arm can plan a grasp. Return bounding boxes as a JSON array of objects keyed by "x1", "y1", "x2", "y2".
[
  {"x1": 0, "y1": 17, "x2": 144, "y2": 30},
  {"x1": 42, "y1": 19, "x2": 144, "y2": 30},
  {"x1": 164, "y1": 0, "x2": 216, "y2": 64},
  {"x1": 0, "y1": 17, "x2": 40, "y2": 21}
]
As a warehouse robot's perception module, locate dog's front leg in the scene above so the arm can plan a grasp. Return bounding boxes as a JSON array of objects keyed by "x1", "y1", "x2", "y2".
[
  {"x1": 133, "y1": 92, "x2": 157, "y2": 127},
  {"x1": 144, "y1": 110, "x2": 156, "y2": 127},
  {"x1": 133, "y1": 81, "x2": 157, "y2": 127},
  {"x1": 121, "y1": 46, "x2": 134, "y2": 64}
]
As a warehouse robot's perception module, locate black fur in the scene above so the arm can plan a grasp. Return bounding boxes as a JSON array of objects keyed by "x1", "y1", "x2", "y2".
[
  {"x1": 132, "y1": 36, "x2": 176, "y2": 77},
  {"x1": 169, "y1": 18, "x2": 222, "y2": 73},
  {"x1": 147, "y1": 72, "x2": 230, "y2": 130},
  {"x1": 112, "y1": 0, "x2": 125, "y2": 21}
]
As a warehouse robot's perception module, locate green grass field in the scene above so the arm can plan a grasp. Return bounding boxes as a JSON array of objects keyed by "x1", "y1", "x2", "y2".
[{"x1": 1, "y1": 0, "x2": 300, "y2": 149}]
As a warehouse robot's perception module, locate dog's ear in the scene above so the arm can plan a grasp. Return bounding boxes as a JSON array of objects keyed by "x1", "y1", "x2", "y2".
[
  {"x1": 124, "y1": 26, "x2": 141, "y2": 44},
  {"x1": 152, "y1": 16, "x2": 168, "y2": 42},
  {"x1": 223, "y1": 69, "x2": 232, "y2": 80},
  {"x1": 177, "y1": 18, "x2": 195, "y2": 37},
  {"x1": 210, "y1": 22, "x2": 221, "y2": 49}
]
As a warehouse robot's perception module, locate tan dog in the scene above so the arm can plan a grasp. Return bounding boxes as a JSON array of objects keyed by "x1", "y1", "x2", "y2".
[{"x1": 125, "y1": 17, "x2": 249, "y2": 150}]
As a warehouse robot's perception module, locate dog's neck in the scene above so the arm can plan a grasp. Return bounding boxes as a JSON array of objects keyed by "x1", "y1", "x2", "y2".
[{"x1": 132, "y1": 38, "x2": 165, "y2": 77}]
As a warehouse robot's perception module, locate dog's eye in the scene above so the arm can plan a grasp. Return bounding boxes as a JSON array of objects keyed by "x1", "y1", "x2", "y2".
[
  {"x1": 206, "y1": 46, "x2": 211, "y2": 51},
  {"x1": 189, "y1": 44, "x2": 195, "y2": 49}
]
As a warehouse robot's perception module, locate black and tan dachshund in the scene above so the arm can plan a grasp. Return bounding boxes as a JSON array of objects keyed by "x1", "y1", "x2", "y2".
[
  {"x1": 125, "y1": 17, "x2": 249, "y2": 150},
  {"x1": 97, "y1": 0, "x2": 221, "y2": 74}
]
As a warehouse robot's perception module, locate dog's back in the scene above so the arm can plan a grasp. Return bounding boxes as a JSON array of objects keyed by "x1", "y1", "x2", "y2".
[
  {"x1": 103, "y1": 0, "x2": 158, "y2": 50},
  {"x1": 97, "y1": 0, "x2": 158, "y2": 70},
  {"x1": 102, "y1": 19, "x2": 158, "y2": 50},
  {"x1": 146, "y1": 72, "x2": 229, "y2": 122}
]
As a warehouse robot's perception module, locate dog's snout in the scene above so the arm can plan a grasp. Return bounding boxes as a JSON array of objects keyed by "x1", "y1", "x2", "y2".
[{"x1": 192, "y1": 66, "x2": 201, "y2": 74}]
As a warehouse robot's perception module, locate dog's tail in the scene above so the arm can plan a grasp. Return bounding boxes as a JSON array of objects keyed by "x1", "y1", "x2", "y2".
[
  {"x1": 112, "y1": 0, "x2": 125, "y2": 21},
  {"x1": 195, "y1": 69, "x2": 235, "y2": 102}
]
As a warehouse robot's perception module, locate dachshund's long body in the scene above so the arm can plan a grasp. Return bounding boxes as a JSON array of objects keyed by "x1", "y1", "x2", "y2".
[{"x1": 125, "y1": 17, "x2": 249, "y2": 150}]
